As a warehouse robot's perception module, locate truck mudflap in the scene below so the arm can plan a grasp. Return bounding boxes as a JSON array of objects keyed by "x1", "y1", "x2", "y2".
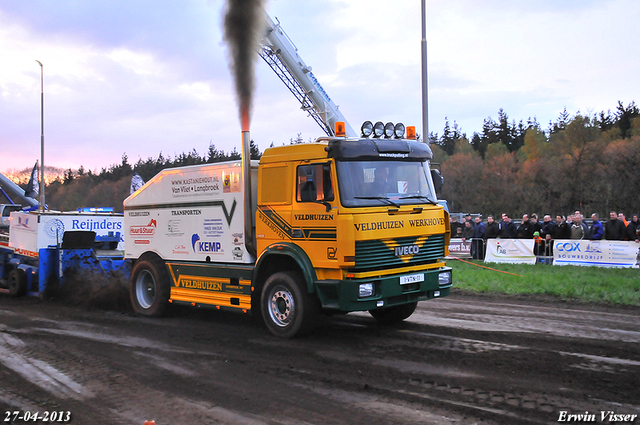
[{"x1": 314, "y1": 266, "x2": 452, "y2": 312}]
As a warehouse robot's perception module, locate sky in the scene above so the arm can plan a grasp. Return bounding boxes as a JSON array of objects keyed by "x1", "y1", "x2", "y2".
[{"x1": 1, "y1": 0, "x2": 639, "y2": 173}]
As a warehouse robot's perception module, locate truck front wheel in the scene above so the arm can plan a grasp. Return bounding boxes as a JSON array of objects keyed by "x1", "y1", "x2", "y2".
[
  {"x1": 369, "y1": 302, "x2": 417, "y2": 324},
  {"x1": 261, "y1": 271, "x2": 317, "y2": 338},
  {"x1": 130, "y1": 257, "x2": 170, "y2": 317},
  {"x1": 7, "y1": 269, "x2": 27, "y2": 297}
]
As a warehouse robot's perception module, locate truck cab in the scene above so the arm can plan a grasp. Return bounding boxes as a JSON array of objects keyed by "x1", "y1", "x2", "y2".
[
  {"x1": 1, "y1": 204, "x2": 23, "y2": 232},
  {"x1": 254, "y1": 136, "x2": 452, "y2": 336}
]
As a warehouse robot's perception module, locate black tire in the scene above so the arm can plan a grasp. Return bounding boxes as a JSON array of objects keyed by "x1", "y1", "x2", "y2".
[
  {"x1": 7, "y1": 268, "x2": 27, "y2": 298},
  {"x1": 129, "y1": 256, "x2": 170, "y2": 317},
  {"x1": 261, "y1": 271, "x2": 318, "y2": 338},
  {"x1": 369, "y1": 302, "x2": 417, "y2": 324}
]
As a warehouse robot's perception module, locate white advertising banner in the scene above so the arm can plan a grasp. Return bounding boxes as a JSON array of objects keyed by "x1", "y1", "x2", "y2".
[
  {"x1": 553, "y1": 239, "x2": 639, "y2": 268},
  {"x1": 447, "y1": 238, "x2": 471, "y2": 258},
  {"x1": 9, "y1": 211, "x2": 125, "y2": 255},
  {"x1": 123, "y1": 161, "x2": 256, "y2": 264},
  {"x1": 484, "y1": 239, "x2": 536, "y2": 265}
]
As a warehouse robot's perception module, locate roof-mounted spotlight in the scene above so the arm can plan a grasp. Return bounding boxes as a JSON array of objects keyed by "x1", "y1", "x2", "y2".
[
  {"x1": 384, "y1": 122, "x2": 395, "y2": 138},
  {"x1": 394, "y1": 123, "x2": 405, "y2": 139},
  {"x1": 361, "y1": 121, "x2": 373, "y2": 138},
  {"x1": 373, "y1": 121, "x2": 385, "y2": 138}
]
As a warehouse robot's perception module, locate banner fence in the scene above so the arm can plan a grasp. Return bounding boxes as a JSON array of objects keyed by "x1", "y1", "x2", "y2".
[{"x1": 448, "y1": 238, "x2": 640, "y2": 268}]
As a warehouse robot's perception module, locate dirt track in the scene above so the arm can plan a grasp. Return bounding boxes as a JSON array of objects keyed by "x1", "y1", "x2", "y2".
[{"x1": 0, "y1": 291, "x2": 639, "y2": 425}]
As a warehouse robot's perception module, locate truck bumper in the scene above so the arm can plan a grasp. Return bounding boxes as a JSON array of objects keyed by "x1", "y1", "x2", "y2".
[{"x1": 314, "y1": 266, "x2": 452, "y2": 312}]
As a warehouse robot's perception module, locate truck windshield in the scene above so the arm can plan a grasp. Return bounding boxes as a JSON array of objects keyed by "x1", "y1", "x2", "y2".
[{"x1": 335, "y1": 160, "x2": 437, "y2": 208}]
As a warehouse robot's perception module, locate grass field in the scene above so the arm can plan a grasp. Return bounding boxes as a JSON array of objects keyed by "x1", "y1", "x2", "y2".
[{"x1": 447, "y1": 258, "x2": 640, "y2": 306}]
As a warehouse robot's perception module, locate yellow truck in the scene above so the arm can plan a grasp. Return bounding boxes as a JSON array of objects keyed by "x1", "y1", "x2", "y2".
[{"x1": 124, "y1": 125, "x2": 451, "y2": 338}]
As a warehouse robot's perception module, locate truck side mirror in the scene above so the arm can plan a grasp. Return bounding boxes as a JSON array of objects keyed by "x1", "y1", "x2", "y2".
[{"x1": 431, "y1": 169, "x2": 443, "y2": 194}]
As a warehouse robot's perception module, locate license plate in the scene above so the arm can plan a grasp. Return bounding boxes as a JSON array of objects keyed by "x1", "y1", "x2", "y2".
[{"x1": 400, "y1": 273, "x2": 424, "y2": 285}]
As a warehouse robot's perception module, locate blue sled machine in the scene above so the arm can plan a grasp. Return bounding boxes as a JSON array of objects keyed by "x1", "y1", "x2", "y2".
[{"x1": 0, "y1": 210, "x2": 130, "y2": 297}]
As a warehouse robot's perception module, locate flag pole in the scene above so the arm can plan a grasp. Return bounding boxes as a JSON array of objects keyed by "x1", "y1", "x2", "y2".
[{"x1": 35, "y1": 60, "x2": 45, "y2": 211}]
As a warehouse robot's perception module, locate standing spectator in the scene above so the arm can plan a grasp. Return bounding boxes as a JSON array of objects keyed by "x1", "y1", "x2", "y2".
[
  {"x1": 619, "y1": 213, "x2": 629, "y2": 240},
  {"x1": 627, "y1": 214, "x2": 640, "y2": 242},
  {"x1": 553, "y1": 215, "x2": 571, "y2": 239},
  {"x1": 472, "y1": 216, "x2": 486, "y2": 259},
  {"x1": 517, "y1": 214, "x2": 534, "y2": 239},
  {"x1": 570, "y1": 214, "x2": 589, "y2": 239},
  {"x1": 532, "y1": 231, "x2": 544, "y2": 255},
  {"x1": 485, "y1": 215, "x2": 500, "y2": 239},
  {"x1": 461, "y1": 220, "x2": 474, "y2": 240},
  {"x1": 499, "y1": 213, "x2": 507, "y2": 232},
  {"x1": 450, "y1": 216, "x2": 463, "y2": 238},
  {"x1": 530, "y1": 214, "x2": 542, "y2": 235},
  {"x1": 500, "y1": 214, "x2": 518, "y2": 238},
  {"x1": 540, "y1": 215, "x2": 555, "y2": 238},
  {"x1": 589, "y1": 213, "x2": 603, "y2": 240},
  {"x1": 540, "y1": 215, "x2": 556, "y2": 256},
  {"x1": 464, "y1": 214, "x2": 476, "y2": 230},
  {"x1": 604, "y1": 211, "x2": 626, "y2": 240},
  {"x1": 619, "y1": 213, "x2": 629, "y2": 227},
  {"x1": 473, "y1": 216, "x2": 485, "y2": 239}
]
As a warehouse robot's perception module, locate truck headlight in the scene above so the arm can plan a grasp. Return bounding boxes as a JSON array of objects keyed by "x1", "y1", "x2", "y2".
[
  {"x1": 359, "y1": 282, "x2": 374, "y2": 298},
  {"x1": 384, "y1": 122, "x2": 395, "y2": 138},
  {"x1": 373, "y1": 121, "x2": 385, "y2": 138},
  {"x1": 361, "y1": 121, "x2": 373, "y2": 137},
  {"x1": 438, "y1": 271, "x2": 452, "y2": 286}
]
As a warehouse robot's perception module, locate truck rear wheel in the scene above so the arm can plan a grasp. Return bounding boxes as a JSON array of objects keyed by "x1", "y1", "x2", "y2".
[
  {"x1": 7, "y1": 269, "x2": 27, "y2": 298},
  {"x1": 369, "y1": 302, "x2": 417, "y2": 324},
  {"x1": 261, "y1": 271, "x2": 318, "y2": 338},
  {"x1": 130, "y1": 257, "x2": 170, "y2": 317}
]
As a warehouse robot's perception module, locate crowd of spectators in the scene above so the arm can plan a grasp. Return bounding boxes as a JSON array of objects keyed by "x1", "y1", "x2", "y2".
[{"x1": 450, "y1": 211, "x2": 640, "y2": 259}]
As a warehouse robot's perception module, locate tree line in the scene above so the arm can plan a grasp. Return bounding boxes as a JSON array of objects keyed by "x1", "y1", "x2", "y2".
[
  {"x1": 11, "y1": 100, "x2": 640, "y2": 216},
  {"x1": 432, "y1": 101, "x2": 640, "y2": 217}
]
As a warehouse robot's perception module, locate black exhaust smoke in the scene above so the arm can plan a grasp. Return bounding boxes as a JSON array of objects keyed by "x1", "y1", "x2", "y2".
[{"x1": 223, "y1": 0, "x2": 267, "y2": 131}]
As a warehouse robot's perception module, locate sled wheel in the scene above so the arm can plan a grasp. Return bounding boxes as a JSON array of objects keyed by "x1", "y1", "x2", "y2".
[
  {"x1": 130, "y1": 256, "x2": 170, "y2": 317},
  {"x1": 369, "y1": 302, "x2": 417, "y2": 324},
  {"x1": 7, "y1": 268, "x2": 27, "y2": 298},
  {"x1": 261, "y1": 271, "x2": 318, "y2": 338}
]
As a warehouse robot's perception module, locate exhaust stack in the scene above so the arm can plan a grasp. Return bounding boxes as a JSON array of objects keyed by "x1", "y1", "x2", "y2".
[{"x1": 241, "y1": 108, "x2": 256, "y2": 257}]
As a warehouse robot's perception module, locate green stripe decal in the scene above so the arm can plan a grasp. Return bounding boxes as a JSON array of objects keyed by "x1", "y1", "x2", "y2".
[{"x1": 259, "y1": 206, "x2": 336, "y2": 241}]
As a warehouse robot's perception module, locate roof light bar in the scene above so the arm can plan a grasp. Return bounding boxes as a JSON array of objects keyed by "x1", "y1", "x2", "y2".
[{"x1": 361, "y1": 121, "x2": 412, "y2": 139}]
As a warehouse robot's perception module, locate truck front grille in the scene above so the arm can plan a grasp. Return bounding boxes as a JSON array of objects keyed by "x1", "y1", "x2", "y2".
[{"x1": 354, "y1": 234, "x2": 445, "y2": 272}]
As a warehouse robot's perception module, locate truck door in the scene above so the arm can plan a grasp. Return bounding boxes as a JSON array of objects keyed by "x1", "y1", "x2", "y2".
[{"x1": 292, "y1": 162, "x2": 338, "y2": 269}]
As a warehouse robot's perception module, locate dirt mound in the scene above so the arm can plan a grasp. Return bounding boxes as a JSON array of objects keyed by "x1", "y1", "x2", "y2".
[{"x1": 43, "y1": 267, "x2": 132, "y2": 312}]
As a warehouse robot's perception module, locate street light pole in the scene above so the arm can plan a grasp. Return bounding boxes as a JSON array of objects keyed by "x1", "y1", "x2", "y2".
[
  {"x1": 35, "y1": 60, "x2": 45, "y2": 210},
  {"x1": 421, "y1": 0, "x2": 429, "y2": 144}
]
